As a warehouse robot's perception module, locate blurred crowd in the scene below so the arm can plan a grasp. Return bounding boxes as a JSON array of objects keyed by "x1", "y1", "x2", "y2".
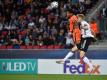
[{"x1": 0, "y1": 0, "x2": 98, "y2": 49}]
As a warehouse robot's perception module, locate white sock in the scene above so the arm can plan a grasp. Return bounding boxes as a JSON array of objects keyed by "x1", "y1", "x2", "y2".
[
  {"x1": 63, "y1": 51, "x2": 74, "y2": 61},
  {"x1": 83, "y1": 56, "x2": 93, "y2": 70}
]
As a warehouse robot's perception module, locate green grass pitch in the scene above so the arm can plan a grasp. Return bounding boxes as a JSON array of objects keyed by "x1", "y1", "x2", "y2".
[{"x1": 0, "y1": 74, "x2": 107, "y2": 80}]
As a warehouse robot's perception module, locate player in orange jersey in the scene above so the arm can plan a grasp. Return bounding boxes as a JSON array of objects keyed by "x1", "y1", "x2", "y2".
[{"x1": 67, "y1": 10, "x2": 78, "y2": 33}]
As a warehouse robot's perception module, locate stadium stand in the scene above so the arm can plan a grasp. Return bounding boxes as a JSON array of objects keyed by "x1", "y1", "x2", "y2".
[{"x1": 0, "y1": 0, "x2": 106, "y2": 49}]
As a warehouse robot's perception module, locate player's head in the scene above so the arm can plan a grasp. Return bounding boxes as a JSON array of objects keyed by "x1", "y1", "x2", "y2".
[
  {"x1": 67, "y1": 9, "x2": 73, "y2": 18},
  {"x1": 90, "y1": 18, "x2": 96, "y2": 23},
  {"x1": 77, "y1": 14, "x2": 85, "y2": 22}
]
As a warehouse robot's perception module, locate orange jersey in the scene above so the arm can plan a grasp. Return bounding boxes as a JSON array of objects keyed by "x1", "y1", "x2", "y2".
[
  {"x1": 69, "y1": 15, "x2": 78, "y2": 32},
  {"x1": 90, "y1": 22, "x2": 99, "y2": 34},
  {"x1": 73, "y1": 28, "x2": 81, "y2": 43}
]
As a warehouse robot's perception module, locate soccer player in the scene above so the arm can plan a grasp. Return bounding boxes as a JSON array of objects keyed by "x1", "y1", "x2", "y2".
[
  {"x1": 56, "y1": 14, "x2": 94, "y2": 72},
  {"x1": 56, "y1": 10, "x2": 81, "y2": 64},
  {"x1": 77, "y1": 14, "x2": 94, "y2": 71},
  {"x1": 67, "y1": 10, "x2": 78, "y2": 33},
  {"x1": 56, "y1": 22, "x2": 81, "y2": 64},
  {"x1": 90, "y1": 18, "x2": 100, "y2": 40}
]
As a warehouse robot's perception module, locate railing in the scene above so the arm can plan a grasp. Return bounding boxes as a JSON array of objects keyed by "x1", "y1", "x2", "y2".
[
  {"x1": 85, "y1": 0, "x2": 105, "y2": 20},
  {"x1": 85, "y1": 0, "x2": 107, "y2": 39}
]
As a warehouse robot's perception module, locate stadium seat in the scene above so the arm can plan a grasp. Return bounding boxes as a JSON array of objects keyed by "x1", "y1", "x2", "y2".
[
  {"x1": 13, "y1": 45, "x2": 20, "y2": 49},
  {"x1": 33, "y1": 46, "x2": 40, "y2": 49},
  {"x1": 40, "y1": 46, "x2": 47, "y2": 49},
  {"x1": 54, "y1": 45, "x2": 61, "y2": 49},
  {"x1": 0, "y1": 45, "x2": 6, "y2": 49},
  {"x1": 0, "y1": 0, "x2": 101, "y2": 50},
  {"x1": 26, "y1": 46, "x2": 33, "y2": 49},
  {"x1": 61, "y1": 45, "x2": 64, "y2": 49},
  {"x1": 47, "y1": 45, "x2": 54, "y2": 49},
  {"x1": 2, "y1": 31, "x2": 8, "y2": 36},
  {"x1": 6, "y1": 45, "x2": 13, "y2": 49},
  {"x1": 20, "y1": 46, "x2": 26, "y2": 49}
]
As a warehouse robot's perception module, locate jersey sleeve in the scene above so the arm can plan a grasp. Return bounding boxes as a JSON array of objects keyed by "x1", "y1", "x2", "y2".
[
  {"x1": 81, "y1": 21, "x2": 89, "y2": 29},
  {"x1": 69, "y1": 18, "x2": 73, "y2": 32},
  {"x1": 73, "y1": 28, "x2": 81, "y2": 43},
  {"x1": 69, "y1": 15, "x2": 78, "y2": 32}
]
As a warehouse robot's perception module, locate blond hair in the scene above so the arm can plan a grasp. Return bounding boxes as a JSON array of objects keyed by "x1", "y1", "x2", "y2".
[{"x1": 77, "y1": 14, "x2": 85, "y2": 19}]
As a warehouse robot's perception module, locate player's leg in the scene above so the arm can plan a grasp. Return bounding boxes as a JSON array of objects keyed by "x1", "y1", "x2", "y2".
[
  {"x1": 56, "y1": 45, "x2": 78, "y2": 64},
  {"x1": 80, "y1": 51, "x2": 93, "y2": 71},
  {"x1": 79, "y1": 38, "x2": 93, "y2": 72},
  {"x1": 63, "y1": 45, "x2": 78, "y2": 61}
]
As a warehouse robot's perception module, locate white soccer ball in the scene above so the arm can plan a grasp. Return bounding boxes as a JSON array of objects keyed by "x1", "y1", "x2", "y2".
[{"x1": 51, "y1": 1, "x2": 58, "y2": 8}]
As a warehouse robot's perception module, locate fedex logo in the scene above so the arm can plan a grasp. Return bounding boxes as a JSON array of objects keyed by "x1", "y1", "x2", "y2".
[{"x1": 64, "y1": 60, "x2": 100, "y2": 74}]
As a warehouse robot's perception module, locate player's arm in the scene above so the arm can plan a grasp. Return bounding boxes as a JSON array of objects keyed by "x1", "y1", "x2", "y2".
[
  {"x1": 80, "y1": 24, "x2": 88, "y2": 30},
  {"x1": 75, "y1": 29, "x2": 81, "y2": 44}
]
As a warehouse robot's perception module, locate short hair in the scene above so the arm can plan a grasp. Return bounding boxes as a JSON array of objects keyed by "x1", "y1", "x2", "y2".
[
  {"x1": 77, "y1": 14, "x2": 85, "y2": 19},
  {"x1": 67, "y1": 9, "x2": 73, "y2": 14}
]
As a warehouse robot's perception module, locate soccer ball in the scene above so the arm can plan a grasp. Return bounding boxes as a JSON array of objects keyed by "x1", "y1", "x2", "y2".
[{"x1": 51, "y1": 1, "x2": 58, "y2": 8}]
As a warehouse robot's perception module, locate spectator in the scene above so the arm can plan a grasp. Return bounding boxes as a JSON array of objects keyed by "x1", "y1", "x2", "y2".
[
  {"x1": 25, "y1": 36, "x2": 30, "y2": 46},
  {"x1": 79, "y1": 0, "x2": 85, "y2": 4},
  {"x1": 32, "y1": 29, "x2": 37, "y2": 39},
  {"x1": 0, "y1": 0, "x2": 98, "y2": 49},
  {"x1": 0, "y1": 35, "x2": 6, "y2": 45},
  {"x1": 50, "y1": 35, "x2": 57, "y2": 45},
  {"x1": 18, "y1": 34, "x2": 23, "y2": 45},
  {"x1": 57, "y1": 29, "x2": 65, "y2": 45},
  {"x1": 43, "y1": 31, "x2": 50, "y2": 45},
  {"x1": 102, "y1": 6, "x2": 107, "y2": 17},
  {"x1": 90, "y1": 18, "x2": 101, "y2": 40},
  {"x1": 39, "y1": 15, "x2": 46, "y2": 27},
  {"x1": 36, "y1": 35, "x2": 44, "y2": 46},
  {"x1": 65, "y1": 32, "x2": 74, "y2": 49}
]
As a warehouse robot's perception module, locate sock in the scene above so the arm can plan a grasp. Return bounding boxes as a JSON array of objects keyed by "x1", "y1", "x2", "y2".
[
  {"x1": 79, "y1": 57, "x2": 84, "y2": 64},
  {"x1": 83, "y1": 56, "x2": 93, "y2": 70},
  {"x1": 63, "y1": 51, "x2": 74, "y2": 61}
]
